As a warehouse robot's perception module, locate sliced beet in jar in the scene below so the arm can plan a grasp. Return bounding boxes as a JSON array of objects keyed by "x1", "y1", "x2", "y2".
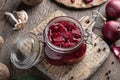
[{"x1": 44, "y1": 16, "x2": 87, "y2": 66}]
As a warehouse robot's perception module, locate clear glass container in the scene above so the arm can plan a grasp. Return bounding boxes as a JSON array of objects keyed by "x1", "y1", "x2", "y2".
[
  {"x1": 10, "y1": 33, "x2": 43, "y2": 69},
  {"x1": 44, "y1": 16, "x2": 87, "y2": 66}
]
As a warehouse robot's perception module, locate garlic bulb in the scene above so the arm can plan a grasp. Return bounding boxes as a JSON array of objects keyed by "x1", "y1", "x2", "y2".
[{"x1": 5, "y1": 10, "x2": 28, "y2": 30}]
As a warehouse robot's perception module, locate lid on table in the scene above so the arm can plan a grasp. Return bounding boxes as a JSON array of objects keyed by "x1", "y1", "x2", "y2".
[{"x1": 10, "y1": 32, "x2": 43, "y2": 69}]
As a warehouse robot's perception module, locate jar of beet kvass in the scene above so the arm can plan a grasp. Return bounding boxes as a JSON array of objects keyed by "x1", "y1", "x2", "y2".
[
  {"x1": 44, "y1": 16, "x2": 87, "y2": 65},
  {"x1": 10, "y1": 16, "x2": 87, "y2": 69}
]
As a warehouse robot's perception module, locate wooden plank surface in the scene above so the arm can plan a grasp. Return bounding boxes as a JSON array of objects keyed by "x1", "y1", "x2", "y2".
[{"x1": 0, "y1": 0, "x2": 120, "y2": 80}]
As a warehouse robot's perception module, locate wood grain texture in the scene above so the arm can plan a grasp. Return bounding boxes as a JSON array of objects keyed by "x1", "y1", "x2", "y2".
[
  {"x1": 54, "y1": 0, "x2": 108, "y2": 9},
  {"x1": 30, "y1": 11, "x2": 110, "y2": 80},
  {"x1": 0, "y1": 0, "x2": 120, "y2": 80}
]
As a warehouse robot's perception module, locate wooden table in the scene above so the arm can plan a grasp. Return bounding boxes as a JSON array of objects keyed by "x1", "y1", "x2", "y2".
[{"x1": 0, "y1": 0, "x2": 120, "y2": 80}]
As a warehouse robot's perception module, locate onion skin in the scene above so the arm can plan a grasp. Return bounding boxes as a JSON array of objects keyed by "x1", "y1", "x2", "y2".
[
  {"x1": 111, "y1": 43, "x2": 120, "y2": 59},
  {"x1": 106, "y1": 0, "x2": 120, "y2": 19},
  {"x1": 102, "y1": 21, "x2": 120, "y2": 42},
  {"x1": 112, "y1": 44, "x2": 120, "y2": 59}
]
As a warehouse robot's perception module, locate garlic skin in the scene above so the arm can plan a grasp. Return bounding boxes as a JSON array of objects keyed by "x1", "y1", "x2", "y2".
[
  {"x1": 5, "y1": 10, "x2": 28, "y2": 30},
  {"x1": 23, "y1": 0, "x2": 43, "y2": 6}
]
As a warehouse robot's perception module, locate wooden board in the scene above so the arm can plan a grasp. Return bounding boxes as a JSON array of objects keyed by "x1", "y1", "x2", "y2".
[
  {"x1": 31, "y1": 11, "x2": 110, "y2": 80},
  {"x1": 53, "y1": 0, "x2": 108, "y2": 9},
  {"x1": 0, "y1": 0, "x2": 120, "y2": 79}
]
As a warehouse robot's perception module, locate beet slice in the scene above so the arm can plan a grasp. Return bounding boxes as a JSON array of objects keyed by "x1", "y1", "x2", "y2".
[
  {"x1": 58, "y1": 23, "x2": 67, "y2": 32},
  {"x1": 62, "y1": 32, "x2": 71, "y2": 39},
  {"x1": 48, "y1": 20, "x2": 81, "y2": 48},
  {"x1": 50, "y1": 25, "x2": 59, "y2": 31},
  {"x1": 53, "y1": 36, "x2": 65, "y2": 43},
  {"x1": 72, "y1": 28, "x2": 81, "y2": 39},
  {"x1": 51, "y1": 32, "x2": 61, "y2": 40},
  {"x1": 58, "y1": 21, "x2": 76, "y2": 31}
]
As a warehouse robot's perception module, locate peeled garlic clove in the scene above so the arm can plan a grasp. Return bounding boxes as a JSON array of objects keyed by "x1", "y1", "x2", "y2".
[
  {"x1": 111, "y1": 39, "x2": 120, "y2": 59},
  {"x1": 23, "y1": 0, "x2": 43, "y2": 6},
  {"x1": 5, "y1": 10, "x2": 28, "y2": 30}
]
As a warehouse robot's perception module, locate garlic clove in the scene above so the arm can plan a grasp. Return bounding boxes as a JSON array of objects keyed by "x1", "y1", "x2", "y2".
[
  {"x1": 5, "y1": 10, "x2": 28, "y2": 30},
  {"x1": 13, "y1": 10, "x2": 28, "y2": 23}
]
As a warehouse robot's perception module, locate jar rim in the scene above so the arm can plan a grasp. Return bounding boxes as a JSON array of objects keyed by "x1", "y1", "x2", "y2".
[{"x1": 44, "y1": 16, "x2": 84, "y2": 53}]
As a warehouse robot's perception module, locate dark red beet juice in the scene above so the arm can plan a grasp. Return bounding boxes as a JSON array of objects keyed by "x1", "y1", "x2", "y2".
[{"x1": 44, "y1": 16, "x2": 86, "y2": 66}]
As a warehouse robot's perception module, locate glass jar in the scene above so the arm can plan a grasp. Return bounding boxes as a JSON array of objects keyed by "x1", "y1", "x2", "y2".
[
  {"x1": 10, "y1": 33, "x2": 43, "y2": 69},
  {"x1": 10, "y1": 16, "x2": 87, "y2": 69},
  {"x1": 44, "y1": 16, "x2": 87, "y2": 66}
]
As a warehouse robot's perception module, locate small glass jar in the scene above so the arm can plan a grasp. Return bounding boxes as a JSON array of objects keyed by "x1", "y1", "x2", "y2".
[
  {"x1": 10, "y1": 33, "x2": 43, "y2": 69},
  {"x1": 44, "y1": 16, "x2": 87, "y2": 66}
]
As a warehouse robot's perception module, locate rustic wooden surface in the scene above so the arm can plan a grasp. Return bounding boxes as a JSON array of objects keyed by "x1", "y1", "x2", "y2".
[{"x1": 0, "y1": 0, "x2": 120, "y2": 80}]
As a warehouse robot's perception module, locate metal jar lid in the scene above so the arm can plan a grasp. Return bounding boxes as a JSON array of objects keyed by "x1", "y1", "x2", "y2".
[{"x1": 10, "y1": 32, "x2": 43, "y2": 69}]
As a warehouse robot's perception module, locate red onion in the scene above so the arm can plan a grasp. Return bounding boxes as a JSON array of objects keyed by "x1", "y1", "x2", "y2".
[
  {"x1": 106, "y1": 0, "x2": 120, "y2": 19},
  {"x1": 102, "y1": 21, "x2": 120, "y2": 42},
  {"x1": 111, "y1": 39, "x2": 120, "y2": 59}
]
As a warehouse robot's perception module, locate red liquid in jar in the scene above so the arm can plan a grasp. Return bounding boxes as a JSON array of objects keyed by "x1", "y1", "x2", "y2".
[
  {"x1": 45, "y1": 19, "x2": 86, "y2": 65},
  {"x1": 45, "y1": 43, "x2": 86, "y2": 65}
]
